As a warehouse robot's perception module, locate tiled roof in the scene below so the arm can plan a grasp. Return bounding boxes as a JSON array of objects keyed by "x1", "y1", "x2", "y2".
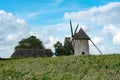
[
  {"x1": 11, "y1": 49, "x2": 53, "y2": 58},
  {"x1": 74, "y1": 28, "x2": 90, "y2": 40}
]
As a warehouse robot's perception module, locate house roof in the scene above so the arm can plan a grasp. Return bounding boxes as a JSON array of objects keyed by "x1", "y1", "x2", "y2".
[
  {"x1": 11, "y1": 49, "x2": 53, "y2": 58},
  {"x1": 74, "y1": 28, "x2": 90, "y2": 40}
]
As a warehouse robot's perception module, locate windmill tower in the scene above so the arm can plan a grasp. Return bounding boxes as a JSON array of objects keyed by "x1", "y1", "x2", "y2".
[
  {"x1": 74, "y1": 28, "x2": 90, "y2": 55},
  {"x1": 70, "y1": 20, "x2": 103, "y2": 55}
]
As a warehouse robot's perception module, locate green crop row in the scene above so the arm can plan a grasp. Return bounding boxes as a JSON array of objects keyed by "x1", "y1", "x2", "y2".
[{"x1": 0, "y1": 54, "x2": 120, "y2": 80}]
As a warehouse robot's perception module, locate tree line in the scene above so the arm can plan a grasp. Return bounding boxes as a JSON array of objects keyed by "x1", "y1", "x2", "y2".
[{"x1": 15, "y1": 36, "x2": 74, "y2": 56}]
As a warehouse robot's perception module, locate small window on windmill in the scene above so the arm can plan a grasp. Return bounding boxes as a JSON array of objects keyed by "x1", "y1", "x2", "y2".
[{"x1": 82, "y1": 52, "x2": 85, "y2": 55}]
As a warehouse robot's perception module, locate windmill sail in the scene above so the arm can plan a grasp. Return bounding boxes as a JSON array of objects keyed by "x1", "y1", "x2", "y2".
[
  {"x1": 70, "y1": 20, "x2": 75, "y2": 47},
  {"x1": 70, "y1": 20, "x2": 74, "y2": 37},
  {"x1": 90, "y1": 39, "x2": 103, "y2": 55},
  {"x1": 74, "y1": 24, "x2": 79, "y2": 35},
  {"x1": 69, "y1": 20, "x2": 103, "y2": 55},
  {"x1": 74, "y1": 27, "x2": 103, "y2": 55}
]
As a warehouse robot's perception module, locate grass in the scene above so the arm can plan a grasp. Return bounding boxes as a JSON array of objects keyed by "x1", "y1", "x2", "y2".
[{"x1": 0, "y1": 54, "x2": 120, "y2": 80}]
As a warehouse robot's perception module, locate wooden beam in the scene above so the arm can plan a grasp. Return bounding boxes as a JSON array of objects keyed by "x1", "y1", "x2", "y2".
[{"x1": 90, "y1": 39, "x2": 103, "y2": 55}]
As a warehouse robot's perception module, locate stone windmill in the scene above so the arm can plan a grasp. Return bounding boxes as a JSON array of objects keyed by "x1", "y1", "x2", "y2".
[{"x1": 70, "y1": 20, "x2": 103, "y2": 55}]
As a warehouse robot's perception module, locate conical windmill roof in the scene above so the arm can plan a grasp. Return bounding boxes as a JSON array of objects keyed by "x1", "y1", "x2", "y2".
[{"x1": 74, "y1": 28, "x2": 90, "y2": 40}]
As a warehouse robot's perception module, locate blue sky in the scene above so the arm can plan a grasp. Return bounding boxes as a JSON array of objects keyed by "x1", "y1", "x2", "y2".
[{"x1": 0, "y1": 0, "x2": 120, "y2": 58}]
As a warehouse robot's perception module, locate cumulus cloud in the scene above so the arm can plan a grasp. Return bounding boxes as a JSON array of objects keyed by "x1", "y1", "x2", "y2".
[
  {"x1": 63, "y1": 2, "x2": 120, "y2": 25},
  {"x1": 92, "y1": 36, "x2": 104, "y2": 45},
  {"x1": 29, "y1": 23, "x2": 69, "y2": 51},
  {"x1": 63, "y1": 2, "x2": 120, "y2": 54},
  {"x1": 0, "y1": 10, "x2": 66, "y2": 58},
  {"x1": 89, "y1": 36, "x2": 105, "y2": 54},
  {"x1": 5, "y1": 34, "x2": 18, "y2": 42},
  {"x1": 0, "y1": 10, "x2": 29, "y2": 58},
  {"x1": 45, "y1": 36, "x2": 59, "y2": 52},
  {"x1": 113, "y1": 34, "x2": 120, "y2": 45},
  {"x1": 102, "y1": 24, "x2": 120, "y2": 45},
  {"x1": 102, "y1": 24, "x2": 118, "y2": 35},
  {"x1": 29, "y1": 29, "x2": 59, "y2": 51},
  {"x1": 0, "y1": 10, "x2": 64, "y2": 58},
  {"x1": 1, "y1": 2, "x2": 120, "y2": 57}
]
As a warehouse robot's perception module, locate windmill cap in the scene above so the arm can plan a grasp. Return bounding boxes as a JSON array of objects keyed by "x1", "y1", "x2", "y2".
[{"x1": 74, "y1": 28, "x2": 90, "y2": 40}]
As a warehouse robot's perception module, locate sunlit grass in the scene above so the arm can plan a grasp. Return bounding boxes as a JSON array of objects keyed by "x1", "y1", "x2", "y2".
[{"x1": 0, "y1": 54, "x2": 120, "y2": 80}]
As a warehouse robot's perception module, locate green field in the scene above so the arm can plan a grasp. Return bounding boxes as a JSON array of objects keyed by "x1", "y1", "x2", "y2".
[{"x1": 0, "y1": 54, "x2": 120, "y2": 80}]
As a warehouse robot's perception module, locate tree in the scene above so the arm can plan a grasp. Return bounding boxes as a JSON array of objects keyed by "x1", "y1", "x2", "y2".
[
  {"x1": 64, "y1": 37, "x2": 74, "y2": 55},
  {"x1": 15, "y1": 36, "x2": 44, "y2": 49},
  {"x1": 54, "y1": 37, "x2": 74, "y2": 56},
  {"x1": 54, "y1": 41, "x2": 65, "y2": 56}
]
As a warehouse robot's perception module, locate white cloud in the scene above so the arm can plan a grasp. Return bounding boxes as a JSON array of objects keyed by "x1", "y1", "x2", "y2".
[
  {"x1": 5, "y1": 34, "x2": 17, "y2": 42},
  {"x1": 0, "y1": 10, "x2": 29, "y2": 58},
  {"x1": 92, "y1": 36, "x2": 104, "y2": 45},
  {"x1": 28, "y1": 23, "x2": 68, "y2": 51},
  {"x1": 63, "y1": 2, "x2": 120, "y2": 54},
  {"x1": 45, "y1": 36, "x2": 59, "y2": 52},
  {"x1": 102, "y1": 24, "x2": 120, "y2": 45},
  {"x1": 89, "y1": 36, "x2": 105, "y2": 55},
  {"x1": 0, "y1": 10, "x2": 64, "y2": 58},
  {"x1": 113, "y1": 34, "x2": 120, "y2": 45},
  {"x1": 99, "y1": 2, "x2": 120, "y2": 13},
  {"x1": 29, "y1": 29, "x2": 60, "y2": 52},
  {"x1": 63, "y1": 2, "x2": 120, "y2": 25},
  {"x1": 16, "y1": 18, "x2": 26, "y2": 24},
  {"x1": 102, "y1": 24, "x2": 118, "y2": 35},
  {"x1": 1, "y1": 2, "x2": 120, "y2": 57}
]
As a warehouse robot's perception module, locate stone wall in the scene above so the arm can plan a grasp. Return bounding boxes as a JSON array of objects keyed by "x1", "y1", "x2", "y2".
[{"x1": 74, "y1": 39, "x2": 89, "y2": 55}]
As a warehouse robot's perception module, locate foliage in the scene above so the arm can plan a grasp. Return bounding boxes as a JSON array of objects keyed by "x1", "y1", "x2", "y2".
[
  {"x1": 54, "y1": 41, "x2": 65, "y2": 56},
  {"x1": 0, "y1": 54, "x2": 120, "y2": 80},
  {"x1": 54, "y1": 37, "x2": 74, "y2": 56},
  {"x1": 15, "y1": 36, "x2": 44, "y2": 49},
  {"x1": 64, "y1": 37, "x2": 74, "y2": 55}
]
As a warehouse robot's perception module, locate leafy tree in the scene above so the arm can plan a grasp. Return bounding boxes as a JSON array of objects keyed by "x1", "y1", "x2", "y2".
[
  {"x1": 64, "y1": 37, "x2": 74, "y2": 55},
  {"x1": 54, "y1": 37, "x2": 74, "y2": 56},
  {"x1": 15, "y1": 36, "x2": 44, "y2": 49},
  {"x1": 54, "y1": 41, "x2": 65, "y2": 56}
]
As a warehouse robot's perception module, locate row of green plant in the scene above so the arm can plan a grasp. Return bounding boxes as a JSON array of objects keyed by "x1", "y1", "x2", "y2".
[{"x1": 0, "y1": 54, "x2": 120, "y2": 80}]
